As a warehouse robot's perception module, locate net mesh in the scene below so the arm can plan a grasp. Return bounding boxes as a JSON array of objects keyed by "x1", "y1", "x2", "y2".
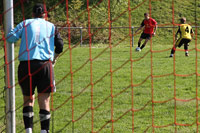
[{"x1": 0, "y1": 0, "x2": 200, "y2": 132}]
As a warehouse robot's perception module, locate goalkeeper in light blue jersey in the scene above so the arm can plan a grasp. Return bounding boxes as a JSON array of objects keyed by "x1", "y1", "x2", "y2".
[
  {"x1": 7, "y1": 8, "x2": 60, "y2": 62},
  {"x1": 6, "y1": 3, "x2": 63, "y2": 133}
]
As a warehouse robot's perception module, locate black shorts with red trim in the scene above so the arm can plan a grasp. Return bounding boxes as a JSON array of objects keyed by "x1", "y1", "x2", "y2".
[
  {"x1": 18, "y1": 60, "x2": 55, "y2": 96},
  {"x1": 140, "y1": 32, "x2": 152, "y2": 40}
]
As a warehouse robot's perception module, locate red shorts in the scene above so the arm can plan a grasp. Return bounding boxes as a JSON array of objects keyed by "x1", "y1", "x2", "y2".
[{"x1": 18, "y1": 60, "x2": 55, "y2": 96}]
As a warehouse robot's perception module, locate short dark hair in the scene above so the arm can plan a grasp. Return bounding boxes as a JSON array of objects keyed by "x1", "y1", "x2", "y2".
[
  {"x1": 180, "y1": 17, "x2": 186, "y2": 23},
  {"x1": 33, "y1": 3, "x2": 45, "y2": 17},
  {"x1": 144, "y1": 13, "x2": 149, "y2": 16}
]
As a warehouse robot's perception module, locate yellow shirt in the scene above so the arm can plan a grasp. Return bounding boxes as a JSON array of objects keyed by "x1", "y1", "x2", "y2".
[{"x1": 177, "y1": 24, "x2": 193, "y2": 39}]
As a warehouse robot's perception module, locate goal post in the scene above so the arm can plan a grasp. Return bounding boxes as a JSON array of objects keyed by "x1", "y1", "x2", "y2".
[{"x1": 3, "y1": 0, "x2": 16, "y2": 133}]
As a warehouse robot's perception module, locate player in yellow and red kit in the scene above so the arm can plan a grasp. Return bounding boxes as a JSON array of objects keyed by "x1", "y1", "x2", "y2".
[
  {"x1": 170, "y1": 17, "x2": 194, "y2": 57},
  {"x1": 135, "y1": 13, "x2": 157, "y2": 51}
]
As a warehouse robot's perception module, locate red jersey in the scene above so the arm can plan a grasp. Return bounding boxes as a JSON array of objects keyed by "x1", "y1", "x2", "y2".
[{"x1": 141, "y1": 18, "x2": 157, "y2": 34}]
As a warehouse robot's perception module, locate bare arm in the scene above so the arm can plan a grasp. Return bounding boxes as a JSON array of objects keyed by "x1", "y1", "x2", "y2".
[
  {"x1": 152, "y1": 25, "x2": 157, "y2": 36},
  {"x1": 52, "y1": 53, "x2": 59, "y2": 66}
]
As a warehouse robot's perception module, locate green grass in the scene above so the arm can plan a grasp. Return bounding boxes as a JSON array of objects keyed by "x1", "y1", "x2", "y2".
[{"x1": 1, "y1": 29, "x2": 200, "y2": 132}]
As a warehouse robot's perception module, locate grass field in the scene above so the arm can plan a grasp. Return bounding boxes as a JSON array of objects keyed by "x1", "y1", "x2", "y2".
[
  {"x1": 0, "y1": 26, "x2": 200, "y2": 132},
  {"x1": 0, "y1": 0, "x2": 200, "y2": 132}
]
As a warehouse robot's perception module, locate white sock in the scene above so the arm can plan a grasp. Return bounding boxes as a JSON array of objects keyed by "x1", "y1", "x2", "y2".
[
  {"x1": 25, "y1": 128, "x2": 32, "y2": 133},
  {"x1": 41, "y1": 130, "x2": 47, "y2": 133}
]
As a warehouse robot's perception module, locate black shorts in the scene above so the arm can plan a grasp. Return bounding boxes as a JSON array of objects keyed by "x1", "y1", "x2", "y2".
[
  {"x1": 175, "y1": 38, "x2": 191, "y2": 48},
  {"x1": 140, "y1": 32, "x2": 152, "y2": 40},
  {"x1": 18, "y1": 60, "x2": 56, "y2": 96}
]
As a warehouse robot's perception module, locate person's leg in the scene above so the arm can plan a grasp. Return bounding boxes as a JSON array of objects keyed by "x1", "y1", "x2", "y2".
[
  {"x1": 183, "y1": 39, "x2": 191, "y2": 57},
  {"x1": 37, "y1": 61, "x2": 54, "y2": 133},
  {"x1": 140, "y1": 38, "x2": 149, "y2": 49},
  {"x1": 170, "y1": 46, "x2": 177, "y2": 57},
  {"x1": 23, "y1": 95, "x2": 35, "y2": 133},
  {"x1": 19, "y1": 61, "x2": 36, "y2": 133},
  {"x1": 184, "y1": 43, "x2": 189, "y2": 56},
  {"x1": 38, "y1": 93, "x2": 51, "y2": 133},
  {"x1": 137, "y1": 38, "x2": 143, "y2": 48},
  {"x1": 23, "y1": 95, "x2": 35, "y2": 107},
  {"x1": 170, "y1": 38, "x2": 182, "y2": 57}
]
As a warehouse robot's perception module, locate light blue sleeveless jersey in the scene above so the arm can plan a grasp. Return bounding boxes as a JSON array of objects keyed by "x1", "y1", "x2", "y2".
[{"x1": 7, "y1": 18, "x2": 55, "y2": 61}]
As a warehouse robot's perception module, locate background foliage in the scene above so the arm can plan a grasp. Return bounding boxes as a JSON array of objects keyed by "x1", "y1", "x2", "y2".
[{"x1": 1, "y1": 0, "x2": 199, "y2": 46}]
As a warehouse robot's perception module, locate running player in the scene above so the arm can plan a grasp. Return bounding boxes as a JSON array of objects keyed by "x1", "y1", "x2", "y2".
[
  {"x1": 135, "y1": 13, "x2": 157, "y2": 51},
  {"x1": 169, "y1": 17, "x2": 194, "y2": 57}
]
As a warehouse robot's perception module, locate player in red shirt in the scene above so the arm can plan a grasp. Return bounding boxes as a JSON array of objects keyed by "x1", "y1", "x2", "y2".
[{"x1": 135, "y1": 13, "x2": 157, "y2": 51}]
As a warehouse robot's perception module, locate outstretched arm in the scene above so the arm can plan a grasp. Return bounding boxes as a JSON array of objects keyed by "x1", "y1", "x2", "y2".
[
  {"x1": 6, "y1": 21, "x2": 24, "y2": 43},
  {"x1": 135, "y1": 26, "x2": 144, "y2": 34},
  {"x1": 135, "y1": 20, "x2": 145, "y2": 34}
]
